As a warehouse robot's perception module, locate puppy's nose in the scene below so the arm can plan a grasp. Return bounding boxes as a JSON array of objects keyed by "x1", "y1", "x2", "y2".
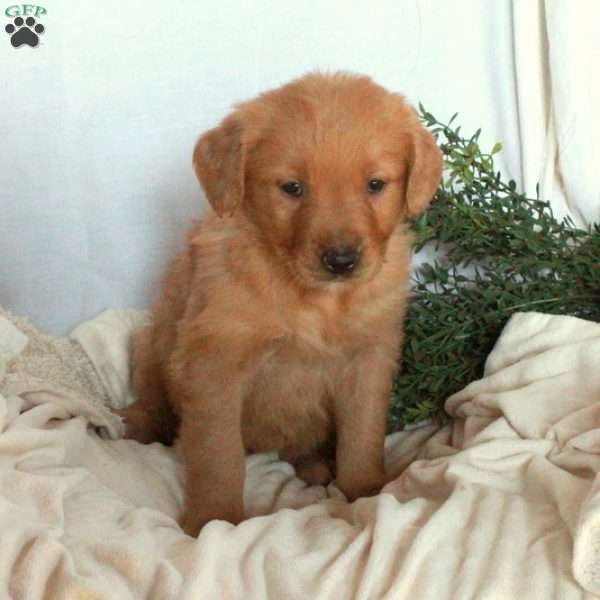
[{"x1": 321, "y1": 246, "x2": 360, "y2": 276}]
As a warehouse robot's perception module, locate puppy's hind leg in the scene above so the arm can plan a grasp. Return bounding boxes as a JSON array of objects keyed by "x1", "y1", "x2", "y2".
[
  {"x1": 116, "y1": 326, "x2": 178, "y2": 445},
  {"x1": 282, "y1": 441, "x2": 336, "y2": 487}
]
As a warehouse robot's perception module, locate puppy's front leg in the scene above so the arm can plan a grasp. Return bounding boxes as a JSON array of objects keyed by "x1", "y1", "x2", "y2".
[
  {"x1": 178, "y1": 383, "x2": 245, "y2": 537},
  {"x1": 334, "y1": 350, "x2": 396, "y2": 501},
  {"x1": 171, "y1": 334, "x2": 254, "y2": 537}
]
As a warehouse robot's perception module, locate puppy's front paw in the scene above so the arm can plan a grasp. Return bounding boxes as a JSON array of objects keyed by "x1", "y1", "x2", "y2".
[
  {"x1": 179, "y1": 505, "x2": 245, "y2": 537},
  {"x1": 179, "y1": 512, "x2": 206, "y2": 538},
  {"x1": 337, "y1": 468, "x2": 385, "y2": 502}
]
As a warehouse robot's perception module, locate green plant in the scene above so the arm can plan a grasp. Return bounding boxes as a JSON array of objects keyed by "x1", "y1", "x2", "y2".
[{"x1": 386, "y1": 107, "x2": 600, "y2": 432}]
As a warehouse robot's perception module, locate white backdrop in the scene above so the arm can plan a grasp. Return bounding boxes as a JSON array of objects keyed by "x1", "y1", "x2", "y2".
[{"x1": 1, "y1": 0, "x2": 598, "y2": 334}]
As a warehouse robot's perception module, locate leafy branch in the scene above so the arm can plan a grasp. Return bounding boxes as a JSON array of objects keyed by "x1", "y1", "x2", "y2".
[{"x1": 386, "y1": 107, "x2": 600, "y2": 431}]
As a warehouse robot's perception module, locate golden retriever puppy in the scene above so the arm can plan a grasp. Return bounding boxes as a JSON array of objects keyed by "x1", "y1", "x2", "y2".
[{"x1": 118, "y1": 72, "x2": 442, "y2": 536}]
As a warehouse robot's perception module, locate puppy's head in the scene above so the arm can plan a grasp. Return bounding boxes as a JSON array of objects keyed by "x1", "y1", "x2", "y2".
[{"x1": 193, "y1": 72, "x2": 442, "y2": 288}]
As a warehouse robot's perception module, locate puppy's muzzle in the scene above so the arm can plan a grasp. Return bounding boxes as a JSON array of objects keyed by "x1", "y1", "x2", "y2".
[{"x1": 321, "y1": 246, "x2": 361, "y2": 277}]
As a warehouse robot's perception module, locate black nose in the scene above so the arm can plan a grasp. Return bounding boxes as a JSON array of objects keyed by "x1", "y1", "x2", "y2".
[{"x1": 321, "y1": 246, "x2": 360, "y2": 276}]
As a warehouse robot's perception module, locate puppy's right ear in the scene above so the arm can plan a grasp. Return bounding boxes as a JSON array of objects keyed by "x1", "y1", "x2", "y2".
[{"x1": 193, "y1": 114, "x2": 246, "y2": 217}]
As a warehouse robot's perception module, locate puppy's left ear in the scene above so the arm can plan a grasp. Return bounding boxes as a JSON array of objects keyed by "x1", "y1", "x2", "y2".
[{"x1": 404, "y1": 126, "x2": 443, "y2": 217}]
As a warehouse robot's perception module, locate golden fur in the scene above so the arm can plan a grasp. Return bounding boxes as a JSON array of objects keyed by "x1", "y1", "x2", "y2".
[{"x1": 117, "y1": 72, "x2": 442, "y2": 536}]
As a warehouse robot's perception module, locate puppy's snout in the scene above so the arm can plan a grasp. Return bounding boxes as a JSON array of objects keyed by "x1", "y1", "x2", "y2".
[{"x1": 321, "y1": 246, "x2": 361, "y2": 276}]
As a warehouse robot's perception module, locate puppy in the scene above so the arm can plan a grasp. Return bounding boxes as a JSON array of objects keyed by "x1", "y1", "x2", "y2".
[{"x1": 118, "y1": 72, "x2": 442, "y2": 536}]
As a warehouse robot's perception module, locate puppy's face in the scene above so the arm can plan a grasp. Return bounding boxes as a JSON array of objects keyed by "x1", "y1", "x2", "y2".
[{"x1": 194, "y1": 73, "x2": 442, "y2": 288}]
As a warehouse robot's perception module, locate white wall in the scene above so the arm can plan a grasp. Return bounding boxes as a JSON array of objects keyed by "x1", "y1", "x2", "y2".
[{"x1": 0, "y1": 0, "x2": 556, "y2": 333}]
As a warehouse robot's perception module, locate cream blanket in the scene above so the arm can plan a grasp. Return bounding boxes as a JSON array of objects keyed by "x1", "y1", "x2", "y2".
[{"x1": 1, "y1": 309, "x2": 600, "y2": 599}]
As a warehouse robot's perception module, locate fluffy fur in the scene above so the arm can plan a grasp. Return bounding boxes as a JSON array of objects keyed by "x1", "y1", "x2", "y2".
[{"x1": 117, "y1": 72, "x2": 442, "y2": 536}]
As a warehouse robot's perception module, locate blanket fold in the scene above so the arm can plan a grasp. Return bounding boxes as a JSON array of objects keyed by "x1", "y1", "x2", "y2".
[{"x1": 1, "y1": 307, "x2": 600, "y2": 599}]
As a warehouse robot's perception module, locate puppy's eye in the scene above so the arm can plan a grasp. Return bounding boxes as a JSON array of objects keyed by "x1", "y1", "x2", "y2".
[
  {"x1": 367, "y1": 179, "x2": 386, "y2": 194},
  {"x1": 280, "y1": 181, "x2": 304, "y2": 198}
]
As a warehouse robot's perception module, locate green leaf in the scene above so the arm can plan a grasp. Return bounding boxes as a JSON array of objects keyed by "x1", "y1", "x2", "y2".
[{"x1": 392, "y1": 105, "x2": 600, "y2": 432}]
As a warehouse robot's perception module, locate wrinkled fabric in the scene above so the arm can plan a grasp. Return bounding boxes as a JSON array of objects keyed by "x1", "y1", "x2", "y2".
[{"x1": 0, "y1": 309, "x2": 600, "y2": 599}]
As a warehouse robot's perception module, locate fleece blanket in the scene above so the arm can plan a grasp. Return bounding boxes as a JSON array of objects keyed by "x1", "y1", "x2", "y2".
[{"x1": 1, "y1": 309, "x2": 600, "y2": 599}]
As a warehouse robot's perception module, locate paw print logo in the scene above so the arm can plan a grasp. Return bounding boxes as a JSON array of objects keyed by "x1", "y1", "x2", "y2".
[{"x1": 5, "y1": 16, "x2": 45, "y2": 48}]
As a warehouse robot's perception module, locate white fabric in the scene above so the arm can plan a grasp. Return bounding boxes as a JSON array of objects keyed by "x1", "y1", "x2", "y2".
[
  {"x1": 511, "y1": 0, "x2": 600, "y2": 227},
  {"x1": 70, "y1": 308, "x2": 151, "y2": 410},
  {"x1": 0, "y1": 316, "x2": 28, "y2": 381},
  {"x1": 2, "y1": 0, "x2": 598, "y2": 335},
  {"x1": 1, "y1": 308, "x2": 600, "y2": 598}
]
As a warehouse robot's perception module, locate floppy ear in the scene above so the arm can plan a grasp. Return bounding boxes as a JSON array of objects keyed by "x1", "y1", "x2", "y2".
[
  {"x1": 405, "y1": 126, "x2": 443, "y2": 217},
  {"x1": 193, "y1": 113, "x2": 246, "y2": 217}
]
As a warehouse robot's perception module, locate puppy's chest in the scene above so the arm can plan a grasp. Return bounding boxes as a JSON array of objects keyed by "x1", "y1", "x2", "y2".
[
  {"x1": 284, "y1": 291, "x2": 400, "y2": 354},
  {"x1": 248, "y1": 310, "x2": 350, "y2": 399},
  {"x1": 241, "y1": 296, "x2": 400, "y2": 453},
  {"x1": 239, "y1": 304, "x2": 358, "y2": 450},
  {"x1": 246, "y1": 298, "x2": 390, "y2": 405},
  {"x1": 242, "y1": 337, "x2": 336, "y2": 454}
]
